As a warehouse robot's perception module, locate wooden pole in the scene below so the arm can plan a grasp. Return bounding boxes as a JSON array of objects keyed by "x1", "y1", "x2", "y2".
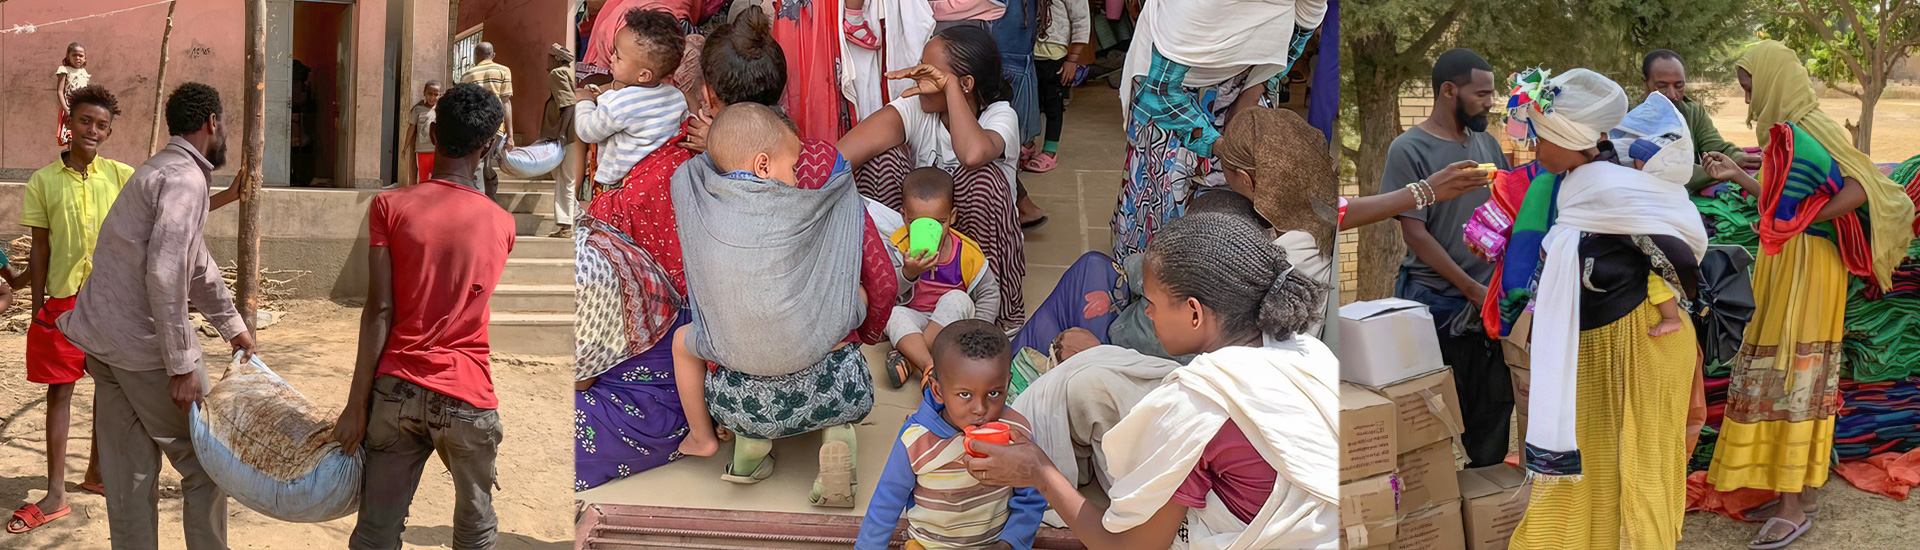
[
  {"x1": 150, "y1": 0, "x2": 178, "y2": 156},
  {"x1": 237, "y1": 0, "x2": 267, "y2": 331}
]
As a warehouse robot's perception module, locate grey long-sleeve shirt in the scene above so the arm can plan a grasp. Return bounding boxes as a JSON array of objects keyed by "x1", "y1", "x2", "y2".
[{"x1": 61, "y1": 137, "x2": 247, "y2": 376}]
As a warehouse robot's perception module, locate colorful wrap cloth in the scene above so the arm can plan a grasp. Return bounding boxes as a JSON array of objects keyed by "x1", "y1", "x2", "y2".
[
  {"x1": 1491, "y1": 164, "x2": 1557, "y2": 337},
  {"x1": 1842, "y1": 240, "x2": 1920, "y2": 382},
  {"x1": 1473, "y1": 162, "x2": 1539, "y2": 336},
  {"x1": 574, "y1": 217, "x2": 684, "y2": 381},
  {"x1": 1691, "y1": 187, "x2": 1762, "y2": 257},
  {"x1": 1756, "y1": 122, "x2": 1877, "y2": 281}
]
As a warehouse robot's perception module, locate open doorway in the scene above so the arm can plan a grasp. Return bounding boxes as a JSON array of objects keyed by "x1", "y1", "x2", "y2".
[{"x1": 291, "y1": 0, "x2": 354, "y2": 187}]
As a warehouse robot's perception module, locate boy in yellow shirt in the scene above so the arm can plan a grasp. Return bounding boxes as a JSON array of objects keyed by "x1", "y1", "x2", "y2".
[{"x1": 8, "y1": 85, "x2": 129, "y2": 534}]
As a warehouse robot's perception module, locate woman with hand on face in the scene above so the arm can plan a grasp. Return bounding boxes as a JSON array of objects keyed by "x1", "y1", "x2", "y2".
[
  {"x1": 967, "y1": 212, "x2": 1340, "y2": 550},
  {"x1": 840, "y1": 25, "x2": 1030, "y2": 328}
]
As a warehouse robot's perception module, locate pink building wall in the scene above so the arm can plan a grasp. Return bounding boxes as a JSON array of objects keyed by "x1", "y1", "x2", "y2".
[
  {"x1": 0, "y1": 0, "x2": 249, "y2": 179},
  {"x1": 458, "y1": 0, "x2": 572, "y2": 145}
]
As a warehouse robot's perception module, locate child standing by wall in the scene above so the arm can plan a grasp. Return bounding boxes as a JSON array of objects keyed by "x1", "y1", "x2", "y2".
[
  {"x1": 53, "y1": 43, "x2": 90, "y2": 148},
  {"x1": 403, "y1": 81, "x2": 443, "y2": 186}
]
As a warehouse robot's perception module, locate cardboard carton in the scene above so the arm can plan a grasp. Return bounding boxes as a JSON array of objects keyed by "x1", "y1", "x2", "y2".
[
  {"x1": 1342, "y1": 383, "x2": 1398, "y2": 483},
  {"x1": 1501, "y1": 310, "x2": 1533, "y2": 370},
  {"x1": 1365, "y1": 368, "x2": 1466, "y2": 453},
  {"x1": 1459, "y1": 464, "x2": 1532, "y2": 550},
  {"x1": 1389, "y1": 500, "x2": 1465, "y2": 550},
  {"x1": 1510, "y1": 363, "x2": 1531, "y2": 443},
  {"x1": 1338, "y1": 299, "x2": 1445, "y2": 386},
  {"x1": 1394, "y1": 440, "x2": 1463, "y2": 517},
  {"x1": 1340, "y1": 474, "x2": 1399, "y2": 550}
]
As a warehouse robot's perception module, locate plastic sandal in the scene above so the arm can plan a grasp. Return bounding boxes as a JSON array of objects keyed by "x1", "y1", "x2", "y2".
[
  {"x1": 811, "y1": 440, "x2": 856, "y2": 508},
  {"x1": 1749, "y1": 515, "x2": 1812, "y2": 550},
  {"x1": 7, "y1": 504, "x2": 71, "y2": 534},
  {"x1": 719, "y1": 452, "x2": 775, "y2": 485},
  {"x1": 843, "y1": 19, "x2": 881, "y2": 50},
  {"x1": 78, "y1": 482, "x2": 104, "y2": 495},
  {"x1": 885, "y1": 350, "x2": 911, "y2": 389},
  {"x1": 1022, "y1": 152, "x2": 1059, "y2": 173}
]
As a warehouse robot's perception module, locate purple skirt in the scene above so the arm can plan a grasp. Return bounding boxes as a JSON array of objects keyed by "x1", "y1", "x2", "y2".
[
  {"x1": 1010, "y1": 251, "x2": 1127, "y2": 354},
  {"x1": 575, "y1": 311, "x2": 690, "y2": 491}
]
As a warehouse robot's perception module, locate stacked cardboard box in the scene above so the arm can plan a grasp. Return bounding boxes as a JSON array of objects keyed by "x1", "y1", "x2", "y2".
[
  {"x1": 1458, "y1": 464, "x2": 1532, "y2": 550},
  {"x1": 1336, "y1": 299, "x2": 1472, "y2": 550}
]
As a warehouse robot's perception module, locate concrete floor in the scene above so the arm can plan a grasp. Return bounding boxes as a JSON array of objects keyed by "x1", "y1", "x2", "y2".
[{"x1": 575, "y1": 85, "x2": 1130, "y2": 515}]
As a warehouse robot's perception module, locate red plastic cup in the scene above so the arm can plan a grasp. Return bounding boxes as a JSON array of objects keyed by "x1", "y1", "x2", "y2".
[{"x1": 964, "y1": 421, "x2": 1012, "y2": 458}]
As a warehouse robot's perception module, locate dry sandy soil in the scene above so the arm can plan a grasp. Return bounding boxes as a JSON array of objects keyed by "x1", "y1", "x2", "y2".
[
  {"x1": 0, "y1": 299, "x2": 570, "y2": 549},
  {"x1": 1704, "y1": 94, "x2": 1920, "y2": 164}
]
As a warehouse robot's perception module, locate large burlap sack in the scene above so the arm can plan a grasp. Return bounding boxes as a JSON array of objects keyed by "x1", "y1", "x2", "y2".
[{"x1": 190, "y1": 353, "x2": 362, "y2": 523}]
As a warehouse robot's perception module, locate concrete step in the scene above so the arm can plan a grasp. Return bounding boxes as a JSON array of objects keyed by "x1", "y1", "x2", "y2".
[
  {"x1": 509, "y1": 236, "x2": 572, "y2": 259},
  {"x1": 490, "y1": 283, "x2": 576, "y2": 313},
  {"x1": 488, "y1": 313, "x2": 574, "y2": 356},
  {"x1": 496, "y1": 190, "x2": 555, "y2": 215},
  {"x1": 502, "y1": 258, "x2": 574, "y2": 285},
  {"x1": 512, "y1": 212, "x2": 560, "y2": 237}
]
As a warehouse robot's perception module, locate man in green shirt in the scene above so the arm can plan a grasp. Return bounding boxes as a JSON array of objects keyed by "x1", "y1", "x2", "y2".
[{"x1": 1643, "y1": 49, "x2": 1763, "y2": 191}]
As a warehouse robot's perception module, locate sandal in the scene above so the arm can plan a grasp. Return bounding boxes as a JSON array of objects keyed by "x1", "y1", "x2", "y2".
[
  {"x1": 1022, "y1": 152, "x2": 1059, "y2": 173},
  {"x1": 811, "y1": 440, "x2": 856, "y2": 508},
  {"x1": 78, "y1": 482, "x2": 104, "y2": 495},
  {"x1": 885, "y1": 350, "x2": 912, "y2": 389},
  {"x1": 1750, "y1": 515, "x2": 1813, "y2": 549},
  {"x1": 843, "y1": 19, "x2": 881, "y2": 50},
  {"x1": 7, "y1": 504, "x2": 71, "y2": 534},
  {"x1": 1020, "y1": 215, "x2": 1050, "y2": 230},
  {"x1": 720, "y1": 452, "x2": 775, "y2": 484}
]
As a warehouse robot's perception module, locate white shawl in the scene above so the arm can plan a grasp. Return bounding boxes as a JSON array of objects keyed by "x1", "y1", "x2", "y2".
[
  {"x1": 1119, "y1": 0, "x2": 1328, "y2": 112},
  {"x1": 1525, "y1": 161, "x2": 1706, "y2": 477},
  {"x1": 1101, "y1": 335, "x2": 1340, "y2": 550}
]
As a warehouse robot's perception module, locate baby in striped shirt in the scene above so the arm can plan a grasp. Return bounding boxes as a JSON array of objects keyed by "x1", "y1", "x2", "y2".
[
  {"x1": 576, "y1": 9, "x2": 689, "y2": 189},
  {"x1": 858, "y1": 320, "x2": 1047, "y2": 550}
]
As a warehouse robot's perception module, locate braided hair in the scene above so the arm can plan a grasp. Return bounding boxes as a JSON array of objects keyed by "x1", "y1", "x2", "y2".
[
  {"x1": 931, "y1": 25, "x2": 1008, "y2": 113},
  {"x1": 1145, "y1": 212, "x2": 1326, "y2": 340}
]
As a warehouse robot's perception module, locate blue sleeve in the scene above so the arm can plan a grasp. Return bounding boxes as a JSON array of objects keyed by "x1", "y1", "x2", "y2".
[
  {"x1": 856, "y1": 428, "x2": 919, "y2": 550},
  {"x1": 999, "y1": 485, "x2": 1049, "y2": 550}
]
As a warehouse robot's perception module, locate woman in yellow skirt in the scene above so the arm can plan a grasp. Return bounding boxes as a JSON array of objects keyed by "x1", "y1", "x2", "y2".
[
  {"x1": 1499, "y1": 68, "x2": 1708, "y2": 549},
  {"x1": 1702, "y1": 40, "x2": 1916, "y2": 549}
]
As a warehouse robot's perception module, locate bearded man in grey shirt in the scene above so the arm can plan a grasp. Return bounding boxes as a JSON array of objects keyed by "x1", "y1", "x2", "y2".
[
  {"x1": 1377, "y1": 48, "x2": 1513, "y2": 469},
  {"x1": 59, "y1": 82, "x2": 254, "y2": 550}
]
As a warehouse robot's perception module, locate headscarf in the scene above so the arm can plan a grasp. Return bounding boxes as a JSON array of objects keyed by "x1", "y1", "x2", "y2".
[
  {"x1": 1215, "y1": 107, "x2": 1337, "y2": 257},
  {"x1": 1508, "y1": 68, "x2": 1628, "y2": 152},
  {"x1": 1607, "y1": 92, "x2": 1695, "y2": 187},
  {"x1": 1739, "y1": 40, "x2": 1915, "y2": 289}
]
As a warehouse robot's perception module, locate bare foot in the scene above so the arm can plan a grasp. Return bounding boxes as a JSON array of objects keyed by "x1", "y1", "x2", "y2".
[
  {"x1": 678, "y1": 432, "x2": 722, "y2": 457},
  {"x1": 1649, "y1": 317, "x2": 1682, "y2": 337}
]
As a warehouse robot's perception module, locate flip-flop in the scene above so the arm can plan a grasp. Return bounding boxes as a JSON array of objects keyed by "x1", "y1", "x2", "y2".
[
  {"x1": 885, "y1": 350, "x2": 911, "y2": 389},
  {"x1": 1021, "y1": 216, "x2": 1050, "y2": 230},
  {"x1": 1749, "y1": 515, "x2": 1813, "y2": 549},
  {"x1": 78, "y1": 482, "x2": 104, "y2": 495},
  {"x1": 720, "y1": 452, "x2": 775, "y2": 485},
  {"x1": 7, "y1": 504, "x2": 71, "y2": 534},
  {"x1": 811, "y1": 440, "x2": 856, "y2": 508},
  {"x1": 1749, "y1": 497, "x2": 1817, "y2": 520}
]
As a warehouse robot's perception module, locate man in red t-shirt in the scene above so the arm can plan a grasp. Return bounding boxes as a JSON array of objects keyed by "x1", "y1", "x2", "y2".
[{"x1": 332, "y1": 83, "x2": 516, "y2": 550}]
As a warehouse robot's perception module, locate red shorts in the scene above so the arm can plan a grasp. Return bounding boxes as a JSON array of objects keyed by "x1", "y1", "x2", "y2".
[
  {"x1": 417, "y1": 152, "x2": 434, "y2": 184},
  {"x1": 27, "y1": 296, "x2": 88, "y2": 385}
]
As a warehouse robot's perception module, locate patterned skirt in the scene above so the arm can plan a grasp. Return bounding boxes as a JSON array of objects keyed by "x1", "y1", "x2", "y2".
[
  {"x1": 575, "y1": 312, "x2": 691, "y2": 491},
  {"x1": 1708, "y1": 234, "x2": 1846, "y2": 492},
  {"x1": 856, "y1": 146, "x2": 1028, "y2": 328},
  {"x1": 706, "y1": 345, "x2": 875, "y2": 440},
  {"x1": 1508, "y1": 301, "x2": 1693, "y2": 550}
]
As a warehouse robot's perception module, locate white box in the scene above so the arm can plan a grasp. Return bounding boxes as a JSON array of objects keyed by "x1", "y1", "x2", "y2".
[{"x1": 1338, "y1": 299, "x2": 1445, "y2": 386}]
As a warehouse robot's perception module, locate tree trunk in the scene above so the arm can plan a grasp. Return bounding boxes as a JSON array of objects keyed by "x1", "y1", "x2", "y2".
[
  {"x1": 1351, "y1": 30, "x2": 1408, "y2": 301},
  {"x1": 237, "y1": 0, "x2": 268, "y2": 332},
  {"x1": 149, "y1": 0, "x2": 179, "y2": 156},
  {"x1": 1855, "y1": 82, "x2": 1879, "y2": 154}
]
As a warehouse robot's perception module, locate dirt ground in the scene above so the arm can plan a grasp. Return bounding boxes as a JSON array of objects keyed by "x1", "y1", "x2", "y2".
[
  {"x1": 0, "y1": 299, "x2": 571, "y2": 549},
  {"x1": 1704, "y1": 93, "x2": 1920, "y2": 163},
  {"x1": 1680, "y1": 483, "x2": 1920, "y2": 549}
]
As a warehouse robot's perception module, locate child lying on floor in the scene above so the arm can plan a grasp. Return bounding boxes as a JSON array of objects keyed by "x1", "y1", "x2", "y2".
[
  {"x1": 885, "y1": 167, "x2": 1002, "y2": 388},
  {"x1": 670, "y1": 103, "x2": 869, "y2": 457},
  {"x1": 858, "y1": 319, "x2": 1047, "y2": 550},
  {"x1": 576, "y1": 8, "x2": 688, "y2": 190}
]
